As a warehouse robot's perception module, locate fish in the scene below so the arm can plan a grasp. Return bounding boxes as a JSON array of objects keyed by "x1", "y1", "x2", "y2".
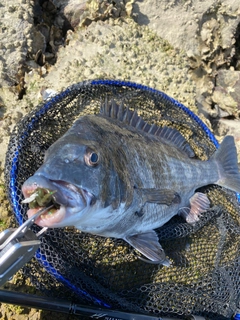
[{"x1": 22, "y1": 99, "x2": 240, "y2": 265}]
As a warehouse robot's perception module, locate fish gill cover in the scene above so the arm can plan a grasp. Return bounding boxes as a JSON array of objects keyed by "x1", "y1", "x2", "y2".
[{"x1": 4, "y1": 80, "x2": 240, "y2": 320}]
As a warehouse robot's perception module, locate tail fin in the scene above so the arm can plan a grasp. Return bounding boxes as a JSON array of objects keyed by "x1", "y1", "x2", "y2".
[{"x1": 213, "y1": 135, "x2": 240, "y2": 193}]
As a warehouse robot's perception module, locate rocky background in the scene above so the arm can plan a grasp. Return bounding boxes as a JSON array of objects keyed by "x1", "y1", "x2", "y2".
[{"x1": 0, "y1": 0, "x2": 240, "y2": 319}]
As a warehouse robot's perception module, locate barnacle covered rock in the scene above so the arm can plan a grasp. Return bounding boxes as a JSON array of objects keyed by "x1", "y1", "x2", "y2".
[
  {"x1": 52, "y1": 0, "x2": 134, "y2": 29},
  {"x1": 212, "y1": 69, "x2": 240, "y2": 118}
]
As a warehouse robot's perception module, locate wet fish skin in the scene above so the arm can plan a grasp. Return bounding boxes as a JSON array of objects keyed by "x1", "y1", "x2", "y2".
[{"x1": 22, "y1": 101, "x2": 240, "y2": 264}]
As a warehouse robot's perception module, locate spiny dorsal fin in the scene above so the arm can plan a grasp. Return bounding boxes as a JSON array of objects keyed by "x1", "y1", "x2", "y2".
[
  {"x1": 100, "y1": 99, "x2": 195, "y2": 158},
  {"x1": 153, "y1": 126, "x2": 195, "y2": 158}
]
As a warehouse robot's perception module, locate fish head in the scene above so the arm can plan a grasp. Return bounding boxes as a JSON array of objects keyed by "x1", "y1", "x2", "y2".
[{"x1": 22, "y1": 116, "x2": 130, "y2": 229}]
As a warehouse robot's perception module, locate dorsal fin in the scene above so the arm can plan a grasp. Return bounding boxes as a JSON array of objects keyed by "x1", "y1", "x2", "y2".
[
  {"x1": 100, "y1": 99, "x2": 195, "y2": 158},
  {"x1": 153, "y1": 126, "x2": 195, "y2": 157}
]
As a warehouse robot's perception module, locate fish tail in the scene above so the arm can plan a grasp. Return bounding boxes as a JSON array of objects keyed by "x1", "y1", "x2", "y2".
[{"x1": 213, "y1": 135, "x2": 240, "y2": 193}]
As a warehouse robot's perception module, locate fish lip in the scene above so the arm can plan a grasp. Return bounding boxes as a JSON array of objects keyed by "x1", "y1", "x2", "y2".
[{"x1": 27, "y1": 206, "x2": 66, "y2": 227}]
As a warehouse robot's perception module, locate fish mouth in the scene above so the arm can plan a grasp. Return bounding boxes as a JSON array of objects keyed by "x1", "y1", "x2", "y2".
[{"x1": 22, "y1": 176, "x2": 95, "y2": 227}]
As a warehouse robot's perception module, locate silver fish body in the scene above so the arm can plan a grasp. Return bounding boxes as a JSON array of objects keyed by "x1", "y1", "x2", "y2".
[{"x1": 22, "y1": 101, "x2": 240, "y2": 264}]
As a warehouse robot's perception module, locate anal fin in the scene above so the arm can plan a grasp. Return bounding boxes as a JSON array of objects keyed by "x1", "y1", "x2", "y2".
[
  {"x1": 179, "y1": 192, "x2": 210, "y2": 224},
  {"x1": 125, "y1": 231, "x2": 170, "y2": 266}
]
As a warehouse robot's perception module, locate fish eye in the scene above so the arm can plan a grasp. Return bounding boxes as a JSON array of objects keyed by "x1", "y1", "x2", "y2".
[
  {"x1": 84, "y1": 149, "x2": 99, "y2": 167},
  {"x1": 90, "y1": 152, "x2": 99, "y2": 163}
]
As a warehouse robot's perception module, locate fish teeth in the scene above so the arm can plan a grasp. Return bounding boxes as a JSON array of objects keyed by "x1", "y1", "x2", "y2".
[{"x1": 22, "y1": 192, "x2": 38, "y2": 204}]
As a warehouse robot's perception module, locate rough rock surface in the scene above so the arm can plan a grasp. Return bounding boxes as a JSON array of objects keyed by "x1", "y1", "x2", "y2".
[
  {"x1": 0, "y1": 0, "x2": 240, "y2": 319},
  {"x1": 134, "y1": 0, "x2": 240, "y2": 55},
  {"x1": 0, "y1": 1, "x2": 33, "y2": 87},
  {"x1": 212, "y1": 69, "x2": 240, "y2": 117},
  {"x1": 134, "y1": 0, "x2": 240, "y2": 118}
]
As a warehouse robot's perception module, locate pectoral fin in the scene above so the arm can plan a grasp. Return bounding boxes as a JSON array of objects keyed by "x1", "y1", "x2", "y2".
[
  {"x1": 139, "y1": 188, "x2": 181, "y2": 206},
  {"x1": 125, "y1": 231, "x2": 170, "y2": 266},
  {"x1": 179, "y1": 192, "x2": 210, "y2": 224}
]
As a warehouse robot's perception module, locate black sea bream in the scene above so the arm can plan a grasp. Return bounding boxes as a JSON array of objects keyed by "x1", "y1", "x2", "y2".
[{"x1": 22, "y1": 100, "x2": 240, "y2": 265}]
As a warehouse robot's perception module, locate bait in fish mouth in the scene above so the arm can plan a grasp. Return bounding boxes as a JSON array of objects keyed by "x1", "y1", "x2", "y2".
[
  {"x1": 22, "y1": 188, "x2": 59, "y2": 213},
  {"x1": 22, "y1": 99, "x2": 240, "y2": 265}
]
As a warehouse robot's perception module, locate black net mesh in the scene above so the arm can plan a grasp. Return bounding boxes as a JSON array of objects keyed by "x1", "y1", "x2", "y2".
[{"x1": 4, "y1": 80, "x2": 240, "y2": 320}]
